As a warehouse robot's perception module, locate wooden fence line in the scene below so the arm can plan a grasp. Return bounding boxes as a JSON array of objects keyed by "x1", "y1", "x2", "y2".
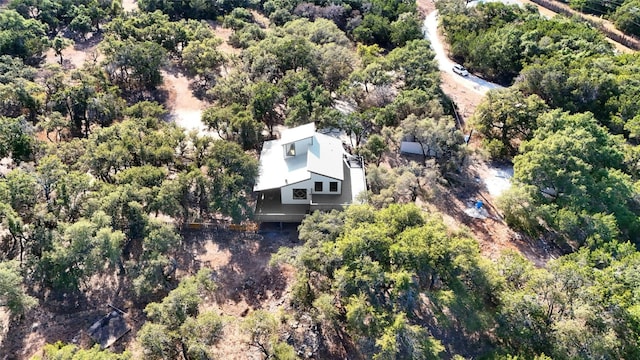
[
  {"x1": 183, "y1": 222, "x2": 259, "y2": 233},
  {"x1": 529, "y1": 0, "x2": 640, "y2": 51}
]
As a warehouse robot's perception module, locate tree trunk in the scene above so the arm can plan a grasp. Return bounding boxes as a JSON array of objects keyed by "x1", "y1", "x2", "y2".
[
  {"x1": 18, "y1": 234, "x2": 24, "y2": 267},
  {"x1": 181, "y1": 341, "x2": 190, "y2": 360}
]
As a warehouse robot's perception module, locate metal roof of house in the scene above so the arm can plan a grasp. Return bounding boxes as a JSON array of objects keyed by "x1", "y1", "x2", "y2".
[
  {"x1": 308, "y1": 133, "x2": 344, "y2": 180},
  {"x1": 254, "y1": 123, "x2": 346, "y2": 191},
  {"x1": 279, "y1": 122, "x2": 316, "y2": 145}
]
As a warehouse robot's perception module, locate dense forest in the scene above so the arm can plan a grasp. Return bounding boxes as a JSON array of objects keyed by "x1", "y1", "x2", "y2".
[
  {"x1": 0, "y1": 0, "x2": 639, "y2": 359},
  {"x1": 439, "y1": 1, "x2": 640, "y2": 247}
]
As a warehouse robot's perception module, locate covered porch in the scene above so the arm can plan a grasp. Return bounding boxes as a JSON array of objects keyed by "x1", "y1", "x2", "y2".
[
  {"x1": 254, "y1": 159, "x2": 367, "y2": 223},
  {"x1": 254, "y1": 189, "x2": 311, "y2": 222}
]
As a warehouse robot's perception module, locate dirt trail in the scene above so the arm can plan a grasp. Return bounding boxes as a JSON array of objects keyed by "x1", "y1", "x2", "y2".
[
  {"x1": 417, "y1": 0, "x2": 561, "y2": 266},
  {"x1": 165, "y1": 19, "x2": 249, "y2": 134},
  {"x1": 417, "y1": 0, "x2": 486, "y2": 120},
  {"x1": 423, "y1": 11, "x2": 503, "y2": 96},
  {"x1": 161, "y1": 70, "x2": 210, "y2": 134}
]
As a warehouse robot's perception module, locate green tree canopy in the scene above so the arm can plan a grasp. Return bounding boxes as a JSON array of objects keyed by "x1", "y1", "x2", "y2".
[
  {"x1": 472, "y1": 88, "x2": 548, "y2": 158},
  {"x1": 101, "y1": 38, "x2": 167, "y2": 94},
  {"x1": 138, "y1": 269, "x2": 222, "y2": 359},
  {"x1": 0, "y1": 10, "x2": 48, "y2": 64},
  {"x1": 275, "y1": 204, "x2": 497, "y2": 359},
  {"x1": 613, "y1": 0, "x2": 640, "y2": 36},
  {"x1": 0, "y1": 260, "x2": 37, "y2": 318},
  {"x1": 501, "y1": 110, "x2": 640, "y2": 246}
]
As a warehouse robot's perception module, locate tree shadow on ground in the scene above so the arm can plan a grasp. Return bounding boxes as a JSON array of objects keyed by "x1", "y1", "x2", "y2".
[
  {"x1": 177, "y1": 223, "x2": 300, "y2": 313},
  {"x1": 71, "y1": 32, "x2": 104, "y2": 51},
  {"x1": 0, "y1": 287, "x2": 122, "y2": 359}
]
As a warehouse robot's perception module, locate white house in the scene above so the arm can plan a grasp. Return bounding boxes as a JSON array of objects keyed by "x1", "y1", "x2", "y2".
[{"x1": 253, "y1": 123, "x2": 367, "y2": 222}]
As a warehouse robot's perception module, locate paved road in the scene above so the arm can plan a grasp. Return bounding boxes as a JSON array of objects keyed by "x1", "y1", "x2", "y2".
[{"x1": 423, "y1": 5, "x2": 512, "y2": 94}]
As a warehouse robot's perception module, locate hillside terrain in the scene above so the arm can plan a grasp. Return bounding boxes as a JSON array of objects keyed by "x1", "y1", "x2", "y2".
[{"x1": 1, "y1": 0, "x2": 640, "y2": 359}]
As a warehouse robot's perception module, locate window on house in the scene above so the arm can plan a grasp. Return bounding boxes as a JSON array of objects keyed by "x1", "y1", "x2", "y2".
[
  {"x1": 286, "y1": 143, "x2": 296, "y2": 156},
  {"x1": 314, "y1": 182, "x2": 323, "y2": 192},
  {"x1": 293, "y1": 188, "x2": 307, "y2": 199},
  {"x1": 330, "y1": 182, "x2": 338, "y2": 192}
]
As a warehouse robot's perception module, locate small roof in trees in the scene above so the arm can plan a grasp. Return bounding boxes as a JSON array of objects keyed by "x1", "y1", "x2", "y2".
[{"x1": 87, "y1": 310, "x2": 130, "y2": 349}]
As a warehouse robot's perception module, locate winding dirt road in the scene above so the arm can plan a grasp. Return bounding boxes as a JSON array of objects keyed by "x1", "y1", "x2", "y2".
[{"x1": 422, "y1": 7, "x2": 504, "y2": 95}]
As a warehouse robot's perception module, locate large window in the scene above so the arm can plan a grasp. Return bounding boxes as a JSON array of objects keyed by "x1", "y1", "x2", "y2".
[
  {"x1": 293, "y1": 188, "x2": 307, "y2": 199},
  {"x1": 330, "y1": 182, "x2": 338, "y2": 192},
  {"x1": 314, "y1": 182, "x2": 323, "y2": 192}
]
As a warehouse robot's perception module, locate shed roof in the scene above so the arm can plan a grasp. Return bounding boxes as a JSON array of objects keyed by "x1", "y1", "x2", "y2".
[{"x1": 87, "y1": 310, "x2": 130, "y2": 349}]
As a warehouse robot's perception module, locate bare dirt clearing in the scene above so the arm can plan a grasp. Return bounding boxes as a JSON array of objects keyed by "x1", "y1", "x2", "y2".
[
  {"x1": 250, "y1": 10, "x2": 271, "y2": 28},
  {"x1": 162, "y1": 19, "x2": 248, "y2": 134},
  {"x1": 179, "y1": 226, "x2": 299, "y2": 359},
  {"x1": 44, "y1": 35, "x2": 103, "y2": 70},
  {"x1": 440, "y1": 72, "x2": 485, "y2": 122},
  {"x1": 161, "y1": 69, "x2": 210, "y2": 133},
  {"x1": 208, "y1": 22, "x2": 241, "y2": 56},
  {"x1": 1, "y1": 273, "x2": 129, "y2": 360},
  {"x1": 40, "y1": 18, "x2": 236, "y2": 135},
  {"x1": 424, "y1": 160, "x2": 559, "y2": 267},
  {"x1": 184, "y1": 229, "x2": 295, "y2": 315}
]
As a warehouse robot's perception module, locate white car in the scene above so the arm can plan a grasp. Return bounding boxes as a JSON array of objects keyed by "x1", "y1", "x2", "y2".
[{"x1": 452, "y1": 64, "x2": 469, "y2": 76}]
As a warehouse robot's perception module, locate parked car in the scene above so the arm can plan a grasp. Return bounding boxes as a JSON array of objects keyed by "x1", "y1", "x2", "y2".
[{"x1": 452, "y1": 64, "x2": 469, "y2": 76}]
